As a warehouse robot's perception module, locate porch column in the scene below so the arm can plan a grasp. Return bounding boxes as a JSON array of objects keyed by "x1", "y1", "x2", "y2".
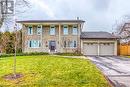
[
  {"x1": 78, "y1": 23, "x2": 81, "y2": 52},
  {"x1": 114, "y1": 41, "x2": 117, "y2": 55},
  {"x1": 59, "y1": 24, "x2": 61, "y2": 52},
  {"x1": 97, "y1": 41, "x2": 100, "y2": 56}
]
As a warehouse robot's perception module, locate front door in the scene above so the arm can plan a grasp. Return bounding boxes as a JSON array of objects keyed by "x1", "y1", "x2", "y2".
[{"x1": 49, "y1": 41, "x2": 56, "y2": 51}]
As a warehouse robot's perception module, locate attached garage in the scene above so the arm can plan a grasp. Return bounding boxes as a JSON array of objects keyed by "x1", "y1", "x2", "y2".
[
  {"x1": 83, "y1": 43, "x2": 98, "y2": 55},
  {"x1": 99, "y1": 43, "x2": 114, "y2": 55},
  {"x1": 81, "y1": 32, "x2": 118, "y2": 56}
]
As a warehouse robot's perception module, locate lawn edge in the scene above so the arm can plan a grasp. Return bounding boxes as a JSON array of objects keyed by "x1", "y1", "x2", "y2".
[
  {"x1": 54, "y1": 55, "x2": 113, "y2": 87},
  {"x1": 85, "y1": 57, "x2": 114, "y2": 87}
]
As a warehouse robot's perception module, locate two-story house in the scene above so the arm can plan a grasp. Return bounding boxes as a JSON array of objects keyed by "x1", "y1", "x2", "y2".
[
  {"x1": 17, "y1": 19, "x2": 118, "y2": 56},
  {"x1": 17, "y1": 20, "x2": 85, "y2": 53}
]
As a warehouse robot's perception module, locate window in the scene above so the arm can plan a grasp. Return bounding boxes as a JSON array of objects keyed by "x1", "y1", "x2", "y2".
[
  {"x1": 28, "y1": 26, "x2": 33, "y2": 35},
  {"x1": 50, "y1": 25, "x2": 55, "y2": 35},
  {"x1": 28, "y1": 40, "x2": 41, "y2": 48},
  {"x1": 68, "y1": 40, "x2": 77, "y2": 48},
  {"x1": 69, "y1": 41, "x2": 74, "y2": 47},
  {"x1": 63, "y1": 25, "x2": 68, "y2": 35},
  {"x1": 64, "y1": 41, "x2": 67, "y2": 48},
  {"x1": 74, "y1": 41, "x2": 77, "y2": 47},
  {"x1": 72, "y1": 25, "x2": 78, "y2": 35},
  {"x1": 37, "y1": 25, "x2": 42, "y2": 35}
]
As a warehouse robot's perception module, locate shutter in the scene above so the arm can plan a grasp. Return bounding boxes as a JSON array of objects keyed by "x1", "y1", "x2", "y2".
[
  {"x1": 31, "y1": 28, "x2": 33, "y2": 35},
  {"x1": 27, "y1": 41, "x2": 30, "y2": 47},
  {"x1": 27, "y1": 28, "x2": 30, "y2": 35}
]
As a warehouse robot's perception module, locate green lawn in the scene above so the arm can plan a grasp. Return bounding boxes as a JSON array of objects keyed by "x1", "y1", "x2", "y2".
[
  {"x1": 0, "y1": 55, "x2": 110, "y2": 87},
  {"x1": 127, "y1": 56, "x2": 130, "y2": 58}
]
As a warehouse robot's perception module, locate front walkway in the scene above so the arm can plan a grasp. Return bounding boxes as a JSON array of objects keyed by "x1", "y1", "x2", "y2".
[{"x1": 86, "y1": 56, "x2": 130, "y2": 87}]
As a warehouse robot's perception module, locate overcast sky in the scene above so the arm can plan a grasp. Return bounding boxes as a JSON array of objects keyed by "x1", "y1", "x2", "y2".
[{"x1": 18, "y1": 0, "x2": 130, "y2": 32}]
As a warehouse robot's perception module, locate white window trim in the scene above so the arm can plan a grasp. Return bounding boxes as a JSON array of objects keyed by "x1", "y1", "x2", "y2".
[
  {"x1": 28, "y1": 25, "x2": 33, "y2": 35},
  {"x1": 63, "y1": 40, "x2": 77, "y2": 48},
  {"x1": 63, "y1": 25, "x2": 68, "y2": 35},
  {"x1": 50, "y1": 25, "x2": 56, "y2": 35},
  {"x1": 28, "y1": 40, "x2": 41, "y2": 48},
  {"x1": 72, "y1": 25, "x2": 78, "y2": 35},
  {"x1": 37, "y1": 25, "x2": 42, "y2": 35}
]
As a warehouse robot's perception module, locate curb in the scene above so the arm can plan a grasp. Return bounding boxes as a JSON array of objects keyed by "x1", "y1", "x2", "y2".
[{"x1": 103, "y1": 74, "x2": 115, "y2": 87}]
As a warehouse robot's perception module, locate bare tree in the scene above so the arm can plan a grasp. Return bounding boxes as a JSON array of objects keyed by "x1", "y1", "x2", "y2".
[
  {"x1": 0, "y1": 0, "x2": 30, "y2": 30},
  {"x1": 0, "y1": 0, "x2": 30, "y2": 78},
  {"x1": 113, "y1": 15, "x2": 130, "y2": 44}
]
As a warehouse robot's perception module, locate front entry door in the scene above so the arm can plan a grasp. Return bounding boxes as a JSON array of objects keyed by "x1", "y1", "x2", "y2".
[{"x1": 49, "y1": 41, "x2": 56, "y2": 51}]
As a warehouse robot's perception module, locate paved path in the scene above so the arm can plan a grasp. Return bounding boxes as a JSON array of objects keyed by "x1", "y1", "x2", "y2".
[{"x1": 87, "y1": 56, "x2": 130, "y2": 87}]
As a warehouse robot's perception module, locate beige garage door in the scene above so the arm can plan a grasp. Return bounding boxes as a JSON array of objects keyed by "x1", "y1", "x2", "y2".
[
  {"x1": 83, "y1": 43, "x2": 98, "y2": 55},
  {"x1": 100, "y1": 43, "x2": 114, "y2": 55},
  {"x1": 83, "y1": 42, "x2": 115, "y2": 55}
]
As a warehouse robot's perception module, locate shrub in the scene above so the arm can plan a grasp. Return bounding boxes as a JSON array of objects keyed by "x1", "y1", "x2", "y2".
[
  {"x1": 56, "y1": 53, "x2": 83, "y2": 56},
  {"x1": 0, "y1": 52, "x2": 49, "y2": 58}
]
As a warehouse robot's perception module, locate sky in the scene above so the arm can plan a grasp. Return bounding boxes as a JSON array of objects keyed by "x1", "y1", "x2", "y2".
[{"x1": 17, "y1": 0, "x2": 130, "y2": 32}]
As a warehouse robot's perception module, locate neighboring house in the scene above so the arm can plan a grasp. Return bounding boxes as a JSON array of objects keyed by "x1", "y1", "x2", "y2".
[
  {"x1": 117, "y1": 23, "x2": 130, "y2": 55},
  {"x1": 80, "y1": 32, "x2": 118, "y2": 55},
  {"x1": 17, "y1": 20, "x2": 118, "y2": 56},
  {"x1": 119, "y1": 23, "x2": 130, "y2": 44},
  {"x1": 17, "y1": 20, "x2": 85, "y2": 53}
]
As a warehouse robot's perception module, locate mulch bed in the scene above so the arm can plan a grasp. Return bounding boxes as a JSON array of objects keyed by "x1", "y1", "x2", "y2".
[{"x1": 3, "y1": 73, "x2": 23, "y2": 80}]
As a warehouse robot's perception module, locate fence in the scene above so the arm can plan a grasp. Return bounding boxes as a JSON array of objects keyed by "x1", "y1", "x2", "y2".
[{"x1": 119, "y1": 45, "x2": 130, "y2": 56}]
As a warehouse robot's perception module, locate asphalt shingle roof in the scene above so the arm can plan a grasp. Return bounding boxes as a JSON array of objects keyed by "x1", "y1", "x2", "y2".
[
  {"x1": 17, "y1": 20, "x2": 85, "y2": 23},
  {"x1": 81, "y1": 32, "x2": 118, "y2": 39}
]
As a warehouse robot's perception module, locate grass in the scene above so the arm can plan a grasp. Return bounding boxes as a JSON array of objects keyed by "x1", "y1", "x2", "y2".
[
  {"x1": 127, "y1": 56, "x2": 130, "y2": 58},
  {"x1": 56, "y1": 53, "x2": 83, "y2": 56},
  {"x1": 0, "y1": 52, "x2": 49, "y2": 58},
  {"x1": 0, "y1": 55, "x2": 110, "y2": 87}
]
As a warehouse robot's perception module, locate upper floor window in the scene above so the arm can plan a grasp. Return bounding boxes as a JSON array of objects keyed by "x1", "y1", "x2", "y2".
[
  {"x1": 72, "y1": 25, "x2": 78, "y2": 35},
  {"x1": 50, "y1": 25, "x2": 55, "y2": 35},
  {"x1": 63, "y1": 25, "x2": 68, "y2": 35},
  {"x1": 37, "y1": 25, "x2": 42, "y2": 35},
  {"x1": 28, "y1": 26, "x2": 33, "y2": 35},
  {"x1": 28, "y1": 40, "x2": 41, "y2": 48}
]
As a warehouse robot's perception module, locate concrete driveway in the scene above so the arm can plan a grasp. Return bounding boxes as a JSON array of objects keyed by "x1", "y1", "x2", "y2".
[{"x1": 87, "y1": 56, "x2": 130, "y2": 87}]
